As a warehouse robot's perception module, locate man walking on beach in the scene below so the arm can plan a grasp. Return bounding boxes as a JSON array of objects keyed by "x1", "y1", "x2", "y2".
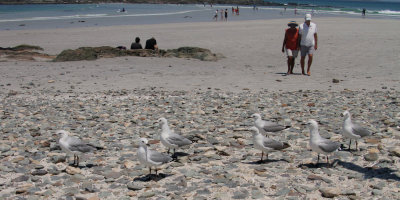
[{"x1": 298, "y1": 13, "x2": 318, "y2": 76}]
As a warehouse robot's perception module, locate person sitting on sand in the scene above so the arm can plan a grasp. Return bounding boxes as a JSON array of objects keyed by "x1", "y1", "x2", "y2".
[
  {"x1": 145, "y1": 37, "x2": 158, "y2": 50},
  {"x1": 131, "y1": 37, "x2": 143, "y2": 50},
  {"x1": 281, "y1": 21, "x2": 299, "y2": 75}
]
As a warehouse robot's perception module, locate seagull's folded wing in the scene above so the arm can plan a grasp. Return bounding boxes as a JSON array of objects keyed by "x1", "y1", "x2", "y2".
[
  {"x1": 66, "y1": 136, "x2": 96, "y2": 152},
  {"x1": 263, "y1": 121, "x2": 286, "y2": 132},
  {"x1": 148, "y1": 150, "x2": 173, "y2": 163},
  {"x1": 352, "y1": 124, "x2": 371, "y2": 137},
  {"x1": 167, "y1": 133, "x2": 192, "y2": 146},
  {"x1": 318, "y1": 140, "x2": 340, "y2": 153},
  {"x1": 263, "y1": 138, "x2": 286, "y2": 150},
  {"x1": 69, "y1": 143, "x2": 96, "y2": 153}
]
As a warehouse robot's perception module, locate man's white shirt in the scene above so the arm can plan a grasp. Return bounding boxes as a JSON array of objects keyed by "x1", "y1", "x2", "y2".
[{"x1": 299, "y1": 22, "x2": 317, "y2": 47}]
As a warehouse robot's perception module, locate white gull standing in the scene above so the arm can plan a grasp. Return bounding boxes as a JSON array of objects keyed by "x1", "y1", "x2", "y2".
[
  {"x1": 249, "y1": 126, "x2": 290, "y2": 163},
  {"x1": 307, "y1": 120, "x2": 340, "y2": 165},
  {"x1": 342, "y1": 110, "x2": 372, "y2": 151},
  {"x1": 56, "y1": 130, "x2": 99, "y2": 166},
  {"x1": 136, "y1": 138, "x2": 172, "y2": 175},
  {"x1": 251, "y1": 113, "x2": 290, "y2": 136},
  {"x1": 158, "y1": 117, "x2": 192, "y2": 155}
]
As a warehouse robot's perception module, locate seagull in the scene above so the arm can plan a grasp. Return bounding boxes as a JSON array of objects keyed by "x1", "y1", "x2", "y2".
[
  {"x1": 136, "y1": 138, "x2": 172, "y2": 175},
  {"x1": 342, "y1": 110, "x2": 372, "y2": 151},
  {"x1": 251, "y1": 113, "x2": 290, "y2": 136},
  {"x1": 307, "y1": 120, "x2": 340, "y2": 165},
  {"x1": 249, "y1": 126, "x2": 290, "y2": 163},
  {"x1": 56, "y1": 130, "x2": 100, "y2": 166},
  {"x1": 158, "y1": 117, "x2": 192, "y2": 155}
]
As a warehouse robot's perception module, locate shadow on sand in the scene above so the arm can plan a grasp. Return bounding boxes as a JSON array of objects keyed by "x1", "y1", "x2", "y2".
[
  {"x1": 298, "y1": 162, "x2": 337, "y2": 169},
  {"x1": 298, "y1": 159, "x2": 400, "y2": 181},
  {"x1": 244, "y1": 159, "x2": 290, "y2": 165},
  {"x1": 133, "y1": 173, "x2": 172, "y2": 182},
  {"x1": 173, "y1": 152, "x2": 189, "y2": 158},
  {"x1": 337, "y1": 160, "x2": 400, "y2": 181},
  {"x1": 67, "y1": 163, "x2": 98, "y2": 169},
  {"x1": 275, "y1": 72, "x2": 304, "y2": 76}
]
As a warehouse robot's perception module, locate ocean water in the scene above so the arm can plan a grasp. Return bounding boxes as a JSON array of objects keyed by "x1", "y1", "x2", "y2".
[
  {"x1": 269, "y1": 0, "x2": 400, "y2": 16},
  {"x1": 0, "y1": 2, "x2": 398, "y2": 31}
]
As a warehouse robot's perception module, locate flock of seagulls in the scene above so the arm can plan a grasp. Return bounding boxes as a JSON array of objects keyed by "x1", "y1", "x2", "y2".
[{"x1": 55, "y1": 110, "x2": 372, "y2": 176}]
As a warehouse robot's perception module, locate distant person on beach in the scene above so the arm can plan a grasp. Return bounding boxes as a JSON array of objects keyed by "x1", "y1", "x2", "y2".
[
  {"x1": 236, "y1": 6, "x2": 240, "y2": 15},
  {"x1": 213, "y1": 9, "x2": 218, "y2": 21},
  {"x1": 225, "y1": 9, "x2": 228, "y2": 21},
  {"x1": 131, "y1": 37, "x2": 142, "y2": 50},
  {"x1": 232, "y1": 7, "x2": 235, "y2": 15},
  {"x1": 220, "y1": 9, "x2": 224, "y2": 20},
  {"x1": 145, "y1": 37, "x2": 158, "y2": 50},
  {"x1": 299, "y1": 14, "x2": 318, "y2": 76},
  {"x1": 282, "y1": 21, "x2": 299, "y2": 75},
  {"x1": 362, "y1": 8, "x2": 366, "y2": 16}
]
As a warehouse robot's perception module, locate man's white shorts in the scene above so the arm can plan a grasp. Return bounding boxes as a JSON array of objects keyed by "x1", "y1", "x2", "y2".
[{"x1": 285, "y1": 48, "x2": 298, "y2": 58}]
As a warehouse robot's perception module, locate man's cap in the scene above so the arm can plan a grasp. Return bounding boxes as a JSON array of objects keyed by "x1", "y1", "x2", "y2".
[
  {"x1": 287, "y1": 21, "x2": 298, "y2": 27},
  {"x1": 305, "y1": 13, "x2": 312, "y2": 21}
]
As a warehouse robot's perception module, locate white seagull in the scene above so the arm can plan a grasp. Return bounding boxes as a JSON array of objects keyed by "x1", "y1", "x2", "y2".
[
  {"x1": 136, "y1": 138, "x2": 173, "y2": 175},
  {"x1": 158, "y1": 118, "x2": 192, "y2": 155},
  {"x1": 342, "y1": 110, "x2": 372, "y2": 151},
  {"x1": 251, "y1": 113, "x2": 289, "y2": 135},
  {"x1": 307, "y1": 120, "x2": 340, "y2": 165},
  {"x1": 249, "y1": 126, "x2": 290, "y2": 163},
  {"x1": 56, "y1": 130, "x2": 99, "y2": 166}
]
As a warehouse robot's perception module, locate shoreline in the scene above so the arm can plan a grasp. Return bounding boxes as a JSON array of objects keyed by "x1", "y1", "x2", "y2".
[{"x1": 1, "y1": 3, "x2": 399, "y2": 32}]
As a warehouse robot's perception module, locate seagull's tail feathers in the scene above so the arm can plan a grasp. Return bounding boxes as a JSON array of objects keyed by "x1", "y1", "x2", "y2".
[
  {"x1": 181, "y1": 138, "x2": 193, "y2": 146},
  {"x1": 282, "y1": 142, "x2": 291, "y2": 149},
  {"x1": 87, "y1": 144, "x2": 104, "y2": 150}
]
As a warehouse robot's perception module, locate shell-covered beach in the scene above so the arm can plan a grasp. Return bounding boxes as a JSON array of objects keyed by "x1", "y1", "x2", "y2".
[{"x1": 0, "y1": 89, "x2": 399, "y2": 199}]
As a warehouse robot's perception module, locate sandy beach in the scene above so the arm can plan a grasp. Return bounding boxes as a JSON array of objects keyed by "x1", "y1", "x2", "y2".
[
  {"x1": 0, "y1": 17, "x2": 400, "y2": 200},
  {"x1": 1, "y1": 17, "x2": 399, "y2": 93}
]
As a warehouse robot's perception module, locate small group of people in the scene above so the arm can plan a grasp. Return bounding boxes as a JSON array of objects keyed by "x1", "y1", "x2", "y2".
[
  {"x1": 281, "y1": 13, "x2": 318, "y2": 76},
  {"x1": 232, "y1": 6, "x2": 239, "y2": 15},
  {"x1": 130, "y1": 37, "x2": 158, "y2": 50},
  {"x1": 213, "y1": 9, "x2": 229, "y2": 21}
]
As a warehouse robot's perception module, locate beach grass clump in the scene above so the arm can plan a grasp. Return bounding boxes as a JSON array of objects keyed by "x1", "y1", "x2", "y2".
[
  {"x1": 54, "y1": 46, "x2": 128, "y2": 62},
  {"x1": 0, "y1": 44, "x2": 43, "y2": 51},
  {"x1": 164, "y1": 47, "x2": 224, "y2": 61},
  {"x1": 54, "y1": 46, "x2": 223, "y2": 62}
]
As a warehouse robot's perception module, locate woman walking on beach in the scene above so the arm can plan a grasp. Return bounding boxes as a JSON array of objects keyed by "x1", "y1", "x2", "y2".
[
  {"x1": 282, "y1": 21, "x2": 299, "y2": 75},
  {"x1": 213, "y1": 9, "x2": 218, "y2": 21}
]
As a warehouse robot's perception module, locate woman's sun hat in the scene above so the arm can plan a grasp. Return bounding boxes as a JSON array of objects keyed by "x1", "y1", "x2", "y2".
[{"x1": 287, "y1": 21, "x2": 298, "y2": 27}]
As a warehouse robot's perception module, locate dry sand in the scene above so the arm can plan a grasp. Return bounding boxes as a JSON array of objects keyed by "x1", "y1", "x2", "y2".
[{"x1": 0, "y1": 17, "x2": 399, "y2": 93}]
